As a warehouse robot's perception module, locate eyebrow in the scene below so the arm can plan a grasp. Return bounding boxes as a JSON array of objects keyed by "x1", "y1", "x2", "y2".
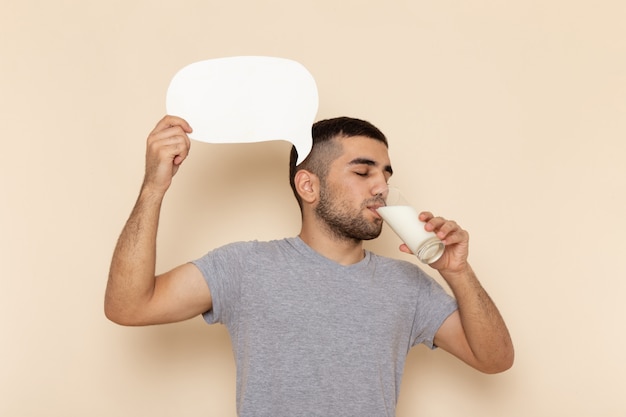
[{"x1": 348, "y1": 158, "x2": 394, "y2": 176}]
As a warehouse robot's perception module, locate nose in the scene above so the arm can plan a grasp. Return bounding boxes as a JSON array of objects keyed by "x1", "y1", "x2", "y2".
[{"x1": 373, "y1": 182, "x2": 389, "y2": 201}]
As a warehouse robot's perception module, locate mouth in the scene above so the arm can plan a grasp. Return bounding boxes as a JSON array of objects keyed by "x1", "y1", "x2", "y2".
[{"x1": 366, "y1": 201, "x2": 386, "y2": 218}]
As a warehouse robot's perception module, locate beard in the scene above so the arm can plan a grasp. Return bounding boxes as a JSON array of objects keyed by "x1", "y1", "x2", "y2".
[{"x1": 315, "y1": 182, "x2": 384, "y2": 243}]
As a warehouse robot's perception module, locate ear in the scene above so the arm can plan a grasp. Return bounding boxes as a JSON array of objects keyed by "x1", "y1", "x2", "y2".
[{"x1": 294, "y1": 169, "x2": 319, "y2": 204}]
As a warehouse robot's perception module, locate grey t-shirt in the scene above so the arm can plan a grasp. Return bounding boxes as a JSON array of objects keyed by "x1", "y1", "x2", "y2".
[{"x1": 193, "y1": 236, "x2": 457, "y2": 417}]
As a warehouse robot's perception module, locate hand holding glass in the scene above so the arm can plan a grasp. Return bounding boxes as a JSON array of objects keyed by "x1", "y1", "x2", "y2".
[{"x1": 376, "y1": 187, "x2": 445, "y2": 264}]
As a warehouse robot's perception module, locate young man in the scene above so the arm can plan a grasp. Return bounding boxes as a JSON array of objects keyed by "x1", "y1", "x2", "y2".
[{"x1": 105, "y1": 115, "x2": 513, "y2": 416}]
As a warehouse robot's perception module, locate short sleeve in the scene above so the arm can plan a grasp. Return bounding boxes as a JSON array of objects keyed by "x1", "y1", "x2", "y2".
[
  {"x1": 410, "y1": 274, "x2": 458, "y2": 349},
  {"x1": 191, "y1": 242, "x2": 249, "y2": 325}
]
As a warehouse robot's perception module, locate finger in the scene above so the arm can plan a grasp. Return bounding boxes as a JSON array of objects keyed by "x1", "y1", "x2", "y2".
[
  {"x1": 399, "y1": 243, "x2": 413, "y2": 254},
  {"x1": 162, "y1": 135, "x2": 190, "y2": 161},
  {"x1": 147, "y1": 132, "x2": 190, "y2": 166},
  {"x1": 419, "y1": 211, "x2": 434, "y2": 223},
  {"x1": 436, "y1": 220, "x2": 459, "y2": 241},
  {"x1": 152, "y1": 115, "x2": 193, "y2": 135},
  {"x1": 424, "y1": 216, "x2": 460, "y2": 239},
  {"x1": 437, "y1": 218, "x2": 458, "y2": 233},
  {"x1": 173, "y1": 140, "x2": 190, "y2": 166},
  {"x1": 437, "y1": 222, "x2": 469, "y2": 245},
  {"x1": 440, "y1": 231, "x2": 468, "y2": 247},
  {"x1": 427, "y1": 217, "x2": 455, "y2": 235},
  {"x1": 423, "y1": 215, "x2": 447, "y2": 232},
  {"x1": 149, "y1": 125, "x2": 191, "y2": 153}
]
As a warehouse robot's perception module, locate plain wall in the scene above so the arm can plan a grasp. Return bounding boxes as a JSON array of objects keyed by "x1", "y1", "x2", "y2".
[{"x1": 2, "y1": 1, "x2": 625, "y2": 416}]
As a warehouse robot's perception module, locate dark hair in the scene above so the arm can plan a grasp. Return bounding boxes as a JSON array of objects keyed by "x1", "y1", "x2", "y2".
[{"x1": 289, "y1": 116, "x2": 388, "y2": 209}]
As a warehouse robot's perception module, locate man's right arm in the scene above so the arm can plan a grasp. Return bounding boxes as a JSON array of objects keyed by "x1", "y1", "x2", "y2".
[{"x1": 104, "y1": 116, "x2": 212, "y2": 326}]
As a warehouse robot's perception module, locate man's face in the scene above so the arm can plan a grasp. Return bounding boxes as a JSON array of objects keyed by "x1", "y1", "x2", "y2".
[{"x1": 314, "y1": 136, "x2": 393, "y2": 242}]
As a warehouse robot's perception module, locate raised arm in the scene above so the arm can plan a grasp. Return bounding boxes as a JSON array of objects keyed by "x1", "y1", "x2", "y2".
[
  {"x1": 401, "y1": 212, "x2": 514, "y2": 374},
  {"x1": 105, "y1": 115, "x2": 212, "y2": 326}
]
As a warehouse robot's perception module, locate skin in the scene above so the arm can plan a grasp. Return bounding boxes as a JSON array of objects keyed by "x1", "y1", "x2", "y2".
[{"x1": 105, "y1": 115, "x2": 514, "y2": 374}]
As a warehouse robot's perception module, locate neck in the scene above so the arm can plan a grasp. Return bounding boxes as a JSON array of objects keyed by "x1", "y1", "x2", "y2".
[{"x1": 299, "y1": 220, "x2": 365, "y2": 266}]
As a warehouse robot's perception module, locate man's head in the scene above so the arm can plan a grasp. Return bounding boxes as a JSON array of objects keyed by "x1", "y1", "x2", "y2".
[
  {"x1": 289, "y1": 117, "x2": 392, "y2": 242},
  {"x1": 289, "y1": 117, "x2": 389, "y2": 210}
]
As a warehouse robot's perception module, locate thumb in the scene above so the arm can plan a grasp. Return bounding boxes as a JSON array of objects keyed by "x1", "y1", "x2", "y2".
[{"x1": 399, "y1": 244, "x2": 413, "y2": 254}]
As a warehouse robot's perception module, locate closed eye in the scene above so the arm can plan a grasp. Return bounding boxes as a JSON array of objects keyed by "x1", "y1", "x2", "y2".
[{"x1": 348, "y1": 158, "x2": 393, "y2": 179}]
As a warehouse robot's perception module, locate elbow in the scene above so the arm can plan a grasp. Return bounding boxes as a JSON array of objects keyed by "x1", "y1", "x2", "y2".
[
  {"x1": 482, "y1": 358, "x2": 514, "y2": 374},
  {"x1": 104, "y1": 303, "x2": 130, "y2": 326},
  {"x1": 104, "y1": 297, "x2": 143, "y2": 326},
  {"x1": 104, "y1": 293, "x2": 122, "y2": 324},
  {"x1": 500, "y1": 347, "x2": 516, "y2": 372},
  {"x1": 498, "y1": 339, "x2": 516, "y2": 373},
  {"x1": 104, "y1": 281, "x2": 155, "y2": 326},
  {"x1": 104, "y1": 309, "x2": 145, "y2": 327},
  {"x1": 479, "y1": 346, "x2": 515, "y2": 374}
]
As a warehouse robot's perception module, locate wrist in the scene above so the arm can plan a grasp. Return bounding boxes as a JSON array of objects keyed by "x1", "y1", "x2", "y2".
[
  {"x1": 140, "y1": 178, "x2": 170, "y2": 198},
  {"x1": 440, "y1": 263, "x2": 474, "y2": 283}
]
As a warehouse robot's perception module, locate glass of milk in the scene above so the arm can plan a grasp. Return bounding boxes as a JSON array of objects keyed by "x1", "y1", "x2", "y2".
[{"x1": 376, "y1": 187, "x2": 445, "y2": 264}]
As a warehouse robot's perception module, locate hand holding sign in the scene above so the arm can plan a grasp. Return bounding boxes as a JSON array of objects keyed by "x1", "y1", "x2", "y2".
[{"x1": 165, "y1": 56, "x2": 319, "y2": 164}]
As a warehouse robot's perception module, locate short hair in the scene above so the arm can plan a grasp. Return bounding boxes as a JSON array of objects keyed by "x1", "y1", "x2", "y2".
[{"x1": 289, "y1": 116, "x2": 388, "y2": 209}]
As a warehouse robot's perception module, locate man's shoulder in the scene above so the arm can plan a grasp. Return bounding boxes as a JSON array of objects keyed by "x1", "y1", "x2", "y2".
[
  {"x1": 210, "y1": 236, "x2": 299, "y2": 257},
  {"x1": 368, "y1": 251, "x2": 434, "y2": 281},
  {"x1": 368, "y1": 250, "x2": 417, "y2": 269},
  {"x1": 193, "y1": 237, "x2": 299, "y2": 273}
]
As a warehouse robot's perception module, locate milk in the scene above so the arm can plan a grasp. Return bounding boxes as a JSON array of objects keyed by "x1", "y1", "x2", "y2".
[{"x1": 377, "y1": 205, "x2": 444, "y2": 264}]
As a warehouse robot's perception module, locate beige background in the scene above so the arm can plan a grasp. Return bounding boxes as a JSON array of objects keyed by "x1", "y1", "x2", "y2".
[{"x1": 2, "y1": 1, "x2": 625, "y2": 416}]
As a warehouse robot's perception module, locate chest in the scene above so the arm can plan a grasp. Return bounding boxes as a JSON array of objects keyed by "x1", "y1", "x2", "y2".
[{"x1": 232, "y1": 262, "x2": 417, "y2": 356}]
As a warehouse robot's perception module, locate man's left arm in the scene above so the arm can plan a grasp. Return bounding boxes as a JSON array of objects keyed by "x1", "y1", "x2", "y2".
[
  {"x1": 433, "y1": 265, "x2": 514, "y2": 374},
  {"x1": 404, "y1": 212, "x2": 514, "y2": 373}
]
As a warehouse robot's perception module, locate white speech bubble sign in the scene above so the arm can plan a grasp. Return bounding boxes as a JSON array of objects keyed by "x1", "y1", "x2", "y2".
[{"x1": 165, "y1": 56, "x2": 318, "y2": 164}]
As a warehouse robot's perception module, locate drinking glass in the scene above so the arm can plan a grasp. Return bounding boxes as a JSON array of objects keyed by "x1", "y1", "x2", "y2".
[{"x1": 377, "y1": 187, "x2": 445, "y2": 264}]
